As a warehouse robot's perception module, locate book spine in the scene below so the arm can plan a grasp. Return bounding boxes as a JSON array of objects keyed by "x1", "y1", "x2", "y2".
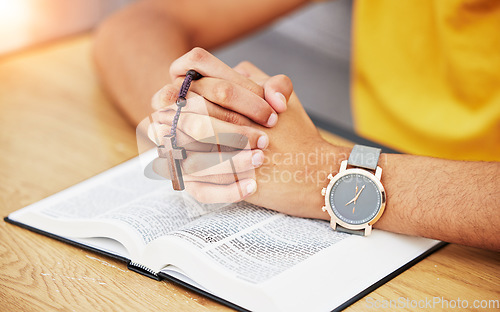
[{"x1": 127, "y1": 261, "x2": 161, "y2": 281}]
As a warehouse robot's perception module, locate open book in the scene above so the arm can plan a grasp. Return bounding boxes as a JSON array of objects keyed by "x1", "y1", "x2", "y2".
[{"x1": 6, "y1": 150, "x2": 443, "y2": 312}]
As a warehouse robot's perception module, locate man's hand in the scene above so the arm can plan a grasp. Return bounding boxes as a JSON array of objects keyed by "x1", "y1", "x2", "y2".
[
  {"x1": 144, "y1": 48, "x2": 500, "y2": 251},
  {"x1": 149, "y1": 48, "x2": 298, "y2": 204},
  {"x1": 169, "y1": 47, "x2": 292, "y2": 123},
  {"x1": 150, "y1": 49, "x2": 349, "y2": 220}
]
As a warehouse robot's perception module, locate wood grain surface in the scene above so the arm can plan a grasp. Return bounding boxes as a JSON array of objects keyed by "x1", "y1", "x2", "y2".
[{"x1": 0, "y1": 35, "x2": 498, "y2": 312}]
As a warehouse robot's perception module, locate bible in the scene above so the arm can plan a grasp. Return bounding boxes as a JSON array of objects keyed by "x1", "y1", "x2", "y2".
[{"x1": 5, "y1": 150, "x2": 443, "y2": 312}]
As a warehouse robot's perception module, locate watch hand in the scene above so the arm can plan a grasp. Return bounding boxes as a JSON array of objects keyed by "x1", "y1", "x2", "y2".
[
  {"x1": 355, "y1": 185, "x2": 365, "y2": 203},
  {"x1": 345, "y1": 185, "x2": 366, "y2": 207},
  {"x1": 345, "y1": 197, "x2": 356, "y2": 206},
  {"x1": 352, "y1": 185, "x2": 365, "y2": 213},
  {"x1": 345, "y1": 183, "x2": 359, "y2": 206}
]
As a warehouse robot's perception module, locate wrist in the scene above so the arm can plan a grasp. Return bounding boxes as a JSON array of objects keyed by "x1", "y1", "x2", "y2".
[
  {"x1": 320, "y1": 144, "x2": 388, "y2": 236},
  {"x1": 302, "y1": 139, "x2": 350, "y2": 220}
]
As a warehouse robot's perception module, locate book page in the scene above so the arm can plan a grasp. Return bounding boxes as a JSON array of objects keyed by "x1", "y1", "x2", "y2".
[
  {"x1": 39, "y1": 168, "x2": 164, "y2": 220},
  {"x1": 166, "y1": 203, "x2": 349, "y2": 284},
  {"x1": 9, "y1": 152, "x2": 211, "y2": 256},
  {"x1": 149, "y1": 206, "x2": 440, "y2": 312},
  {"x1": 260, "y1": 231, "x2": 442, "y2": 312}
]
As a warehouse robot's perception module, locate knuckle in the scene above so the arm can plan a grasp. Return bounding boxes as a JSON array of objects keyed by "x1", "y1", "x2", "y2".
[
  {"x1": 181, "y1": 157, "x2": 193, "y2": 174},
  {"x1": 221, "y1": 110, "x2": 242, "y2": 125},
  {"x1": 231, "y1": 157, "x2": 250, "y2": 173},
  {"x1": 227, "y1": 129, "x2": 251, "y2": 149},
  {"x1": 185, "y1": 115, "x2": 207, "y2": 140},
  {"x1": 249, "y1": 84, "x2": 264, "y2": 98},
  {"x1": 248, "y1": 100, "x2": 271, "y2": 123},
  {"x1": 188, "y1": 188, "x2": 206, "y2": 202},
  {"x1": 278, "y1": 74, "x2": 293, "y2": 87},
  {"x1": 238, "y1": 60, "x2": 252, "y2": 67},
  {"x1": 182, "y1": 155, "x2": 205, "y2": 174},
  {"x1": 162, "y1": 85, "x2": 179, "y2": 104},
  {"x1": 221, "y1": 132, "x2": 249, "y2": 149},
  {"x1": 213, "y1": 82, "x2": 235, "y2": 104},
  {"x1": 187, "y1": 47, "x2": 209, "y2": 64},
  {"x1": 275, "y1": 74, "x2": 293, "y2": 92},
  {"x1": 173, "y1": 76, "x2": 185, "y2": 87},
  {"x1": 191, "y1": 123, "x2": 205, "y2": 141},
  {"x1": 193, "y1": 189, "x2": 212, "y2": 203},
  {"x1": 212, "y1": 174, "x2": 235, "y2": 186},
  {"x1": 235, "y1": 132, "x2": 250, "y2": 150},
  {"x1": 235, "y1": 60, "x2": 253, "y2": 70}
]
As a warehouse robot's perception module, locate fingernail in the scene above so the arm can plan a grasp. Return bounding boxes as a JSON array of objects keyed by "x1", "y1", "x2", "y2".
[
  {"x1": 257, "y1": 135, "x2": 269, "y2": 150},
  {"x1": 274, "y1": 92, "x2": 287, "y2": 111},
  {"x1": 267, "y1": 113, "x2": 278, "y2": 127},
  {"x1": 244, "y1": 179, "x2": 257, "y2": 196},
  {"x1": 252, "y1": 150, "x2": 264, "y2": 167}
]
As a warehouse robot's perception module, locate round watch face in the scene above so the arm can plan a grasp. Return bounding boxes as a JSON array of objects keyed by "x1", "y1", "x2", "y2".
[{"x1": 329, "y1": 171, "x2": 383, "y2": 225}]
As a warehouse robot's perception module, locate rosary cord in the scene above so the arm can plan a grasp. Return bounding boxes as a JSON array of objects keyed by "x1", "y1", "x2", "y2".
[{"x1": 170, "y1": 70, "x2": 202, "y2": 147}]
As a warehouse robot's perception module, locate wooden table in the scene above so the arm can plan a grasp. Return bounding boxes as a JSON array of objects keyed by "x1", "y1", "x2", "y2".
[{"x1": 0, "y1": 35, "x2": 498, "y2": 312}]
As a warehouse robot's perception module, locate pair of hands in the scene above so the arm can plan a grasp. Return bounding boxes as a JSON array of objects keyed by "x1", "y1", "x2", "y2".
[{"x1": 149, "y1": 48, "x2": 344, "y2": 219}]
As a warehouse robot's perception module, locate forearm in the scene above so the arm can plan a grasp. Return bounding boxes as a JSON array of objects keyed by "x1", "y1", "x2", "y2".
[
  {"x1": 93, "y1": 0, "x2": 310, "y2": 126},
  {"x1": 94, "y1": 3, "x2": 187, "y2": 125},
  {"x1": 311, "y1": 142, "x2": 500, "y2": 250},
  {"x1": 376, "y1": 153, "x2": 500, "y2": 250}
]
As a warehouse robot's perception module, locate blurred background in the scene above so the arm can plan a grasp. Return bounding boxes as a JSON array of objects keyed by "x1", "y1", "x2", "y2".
[
  {"x1": 0, "y1": 0, "x2": 132, "y2": 55},
  {"x1": 0, "y1": 0, "x2": 354, "y2": 131}
]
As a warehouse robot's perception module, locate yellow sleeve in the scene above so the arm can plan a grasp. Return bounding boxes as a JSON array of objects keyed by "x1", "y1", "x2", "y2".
[{"x1": 351, "y1": 0, "x2": 500, "y2": 161}]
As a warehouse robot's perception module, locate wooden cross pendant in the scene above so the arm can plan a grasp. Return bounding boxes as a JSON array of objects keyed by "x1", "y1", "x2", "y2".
[{"x1": 158, "y1": 134, "x2": 187, "y2": 190}]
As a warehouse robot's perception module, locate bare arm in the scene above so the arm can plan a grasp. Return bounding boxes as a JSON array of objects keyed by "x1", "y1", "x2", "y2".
[
  {"x1": 254, "y1": 103, "x2": 500, "y2": 250},
  {"x1": 256, "y1": 116, "x2": 500, "y2": 251},
  {"x1": 146, "y1": 50, "x2": 499, "y2": 251},
  {"x1": 299, "y1": 146, "x2": 500, "y2": 250},
  {"x1": 375, "y1": 153, "x2": 500, "y2": 250},
  {"x1": 93, "y1": 0, "x2": 310, "y2": 126}
]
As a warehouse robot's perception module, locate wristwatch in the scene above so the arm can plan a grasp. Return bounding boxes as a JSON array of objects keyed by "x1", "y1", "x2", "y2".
[{"x1": 321, "y1": 145, "x2": 386, "y2": 236}]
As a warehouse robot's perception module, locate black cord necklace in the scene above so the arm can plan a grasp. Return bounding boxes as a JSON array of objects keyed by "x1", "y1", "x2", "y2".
[{"x1": 158, "y1": 69, "x2": 202, "y2": 190}]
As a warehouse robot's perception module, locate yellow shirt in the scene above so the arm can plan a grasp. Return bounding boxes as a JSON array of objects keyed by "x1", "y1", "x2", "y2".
[{"x1": 352, "y1": 0, "x2": 500, "y2": 161}]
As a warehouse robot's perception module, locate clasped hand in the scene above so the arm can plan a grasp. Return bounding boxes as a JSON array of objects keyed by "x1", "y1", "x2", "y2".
[{"x1": 149, "y1": 48, "x2": 345, "y2": 220}]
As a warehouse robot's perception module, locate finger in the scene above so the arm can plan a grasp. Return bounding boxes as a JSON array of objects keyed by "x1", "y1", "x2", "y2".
[
  {"x1": 184, "y1": 178, "x2": 257, "y2": 204},
  {"x1": 152, "y1": 86, "x2": 254, "y2": 126},
  {"x1": 151, "y1": 155, "x2": 255, "y2": 182},
  {"x1": 184, "y1": 77, "x2": 278, "y2": 127},
  {"x1": 148, "y1": 122, "x2": 218, "y2": 152},
  {"x1": 182, "y1": 149, "x2": 264, "y2": 176},
  {"x1": 150, "y1": 151, "x2": 257, "y2": 182},
  {"x1": 233, "y1": 61, "x2": 270, "y2": 82},
  {"x1": 262, "y1": 75, "x2": 293, "y2": 113},
  {"x1": 151, "y1": 84, "x2": 179, "y2": 111},
  {"x1": 155, "y1": 112, "x2": 269, "y2": 150},
  {"x1": 234, "y1": 61, "x2": 293, "y2": 113},
  {"x1": 149, "y1": 120, "x2": 259, "y2": 152},
  {"x1": 184, "y1": 169, "x2": 255, "y2": 184},
  {"x1": 170, "y1": 47, "x2": 263, "y2": 97},
  {"x1": 152, "y1": 157, "x2": 171, "y2": 180}
]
